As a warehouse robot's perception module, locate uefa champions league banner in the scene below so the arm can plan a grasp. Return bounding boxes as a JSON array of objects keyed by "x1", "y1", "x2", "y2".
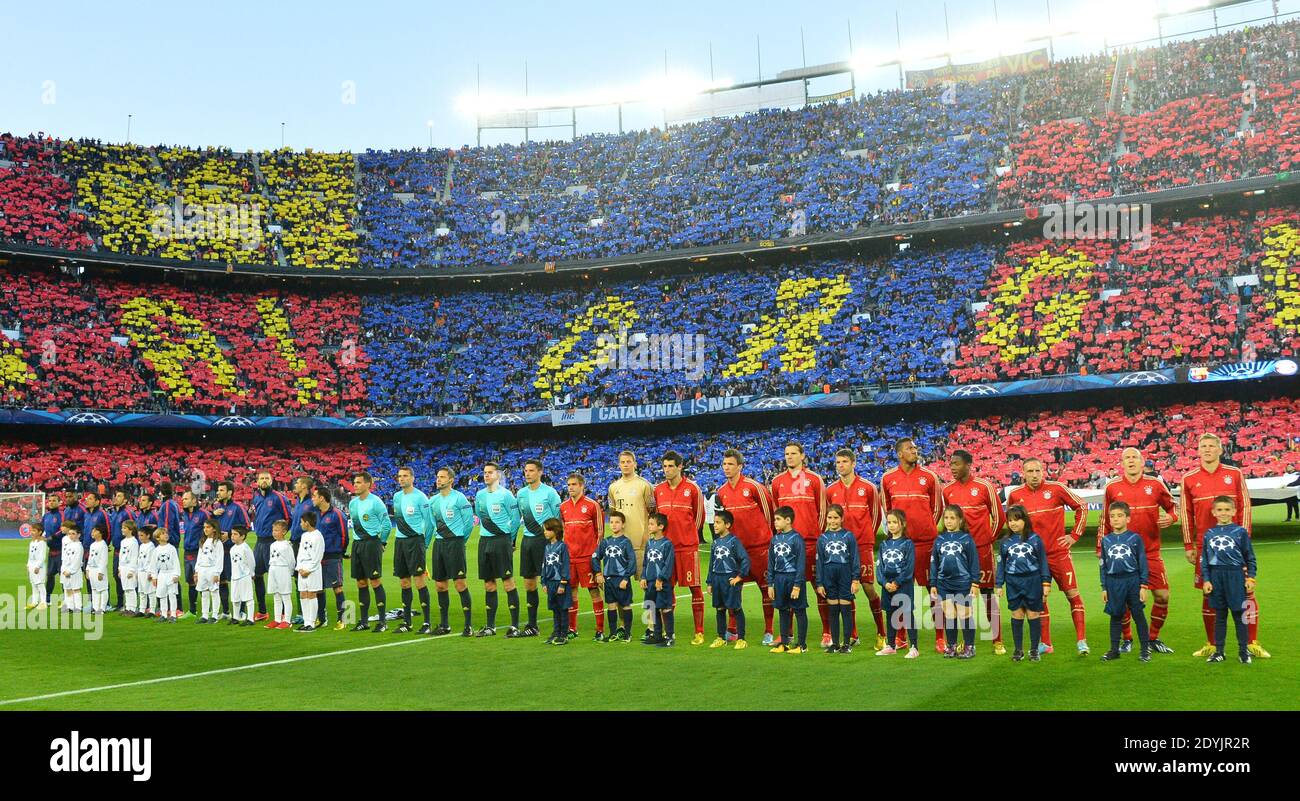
[
  {"x1": 872, "y1": 368, "x2": 1182, "y2": 405},
  {"x1": 550, "y1": 393, "x2": 851, "y2": 427}
]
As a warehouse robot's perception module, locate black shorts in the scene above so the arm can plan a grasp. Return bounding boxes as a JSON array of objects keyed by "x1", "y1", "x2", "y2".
[
  {"x1": 351, "y1": 538, "x2": 384, "y2": 581},
  {"x1": 477, "y1": 536, "x2": 513, "y2": 581},
  {"x1": 254, "y1": 539, "x2": 271, "y2": 575},
  {"x1": 519, "y1": 535, "x2": 545, "y2": 579},
  {"x1": 393, "y1": 537, "x2": 427, "y2": 579},
  {"x1": 432, "y1": 538, "x2": 468, "y2": 582}
]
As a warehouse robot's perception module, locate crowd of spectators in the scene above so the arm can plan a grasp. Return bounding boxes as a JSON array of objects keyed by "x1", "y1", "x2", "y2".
[{"x1": 0, "y1": 134, "x2": 91, "y2": 251}]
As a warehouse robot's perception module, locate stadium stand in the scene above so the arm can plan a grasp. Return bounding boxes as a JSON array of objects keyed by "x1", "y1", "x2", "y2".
[{"x1": 0, "y1": 134, "x2": 92, "y2": 251}]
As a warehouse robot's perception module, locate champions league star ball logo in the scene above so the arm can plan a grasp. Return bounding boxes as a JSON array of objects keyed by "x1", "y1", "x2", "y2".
[
  {"x1": 752, "y1": 397, "x2": 797, "y2": 409},
  {"x1": 774, "y1": 542, "x2": 793, "y2": 558},
  {"x1": 606, "y1": 545, "x2": 625, "y2": 559},
  {"x1": 485, "y1": 413, "x2": 524, "y2": 424},
  {"x1": 1209, "y1": 535, "x2": 1235, "y2": 553},
  {"x1": 714, "y1": 545, "x2": 730, "y2": 560},
  {"x1": 348, "y1": 417, "x2": 391, "y2": 428},
  {"x1": 950, "y1": 384, "x2": 1000, "y2": 397},
  {"x1": 882, "y1": 549, "x2": 904, "y2": 566},
  {"x1": 212, "y1": 416, "x2": 254, "y2": 427},
  {"x1": 647, "y1": 550, "x2": 664, "y2": 564},
  {"x1": 545, "y1": 552, "x2": 560, "y2": 566},
  {"x1": 65, "y1": 412, "x2": 111, "y2": 425},
  {"x1": 1106, "y1": 543, "x2": 1134, "y2": 561},
  {"x1": 939, "y1": 541, "x2": 964, "y2": 557},
  {"x1": 826, "y1": 540, "x2": 849, "y2": 556},
  {"x1": 1008, "y1": 542, "x2": 1034, "y2": 559},
  {"x1": 1116, "y1": 371, "x2": 1172, "y2": 386}
]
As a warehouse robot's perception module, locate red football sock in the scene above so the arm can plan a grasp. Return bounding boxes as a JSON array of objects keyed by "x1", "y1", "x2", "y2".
[
  {"x1": 1201, "y1": 598, "x2": 1216, "y2": 642},
  {"x1": 568, "y1": 605, "x2": 578, "y2": 633},
  {"x1": 869, "y1": 594, "x2": 885, "y2": 636},
  {"x1": 1245, "y1": 591, "x2": 1259, "y2": 642},
  {"x1": 759, "y1": 582, "x2": 774, "y2": 634},
  {"x1": 690, "y1": 586, "x2": 705, "y2": 634},
  {"x1": 986, "y1": 591, "x2": 1001, "y2": 643},
  {"x1": 1040, "y1": 608, "x2": 1052, "y2": 646},
  {"x1": 1149, "y1": 599, "x2": 1168, "y2": 638},
  {"x1": 1120, "y1": 610, "x2": 1131, "y2": 640},
  {"x1": 1069, "y1": 594, "x2": 1086, "y2": 641},
  {"x1": 593, "y1": 597, "x2": 604, "y2": 634},
  {"x1": 817, "y1": 597, "x2": 830, "y2": 634}
]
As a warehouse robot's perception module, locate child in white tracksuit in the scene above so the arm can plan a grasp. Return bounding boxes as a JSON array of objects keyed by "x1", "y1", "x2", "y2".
[
  {"x1": 295, "y1": 519, "x2": 325, "y2": 632},
  {"x1": 150, "y1": 530, "x2": 181, "y2": 621},
  {"x1": 87, "y1": 528, "x2": 110, "y2": 614},
  {"x1": 228, "y1": 528, "x2": 255, "y2": 625},
  {"x1": 136, "y1": 528, "x2": 156, "y2": 615},
  {"x1": 118, "y1": 521, "x2": 139, "y2": 616},
  {"x1": 195, "y1": 523, "x2": 225, "y2": 622},
  {"x1": 60, "y1": 527, "x2": 84, "y2": 611},
  {"x1": 267, "y1": 521, "x2": 295, "y2": 628},
  {"x1": 27, "y1": 534, "x2": 48, "y2": 608}
]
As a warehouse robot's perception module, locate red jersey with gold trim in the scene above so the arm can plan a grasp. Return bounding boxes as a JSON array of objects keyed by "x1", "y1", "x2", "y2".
[
  {"x1": 942, "y1": 477, "x2": 1004, "y2": 549},
  {"x1": 771, "y1": 468, "x2": 826, "y2": 543},
  {"x1": 880, "y1": 465, "x2": 942, "y2": 542},
  {"x1": 715, "y1": 475, "x2": 773, "y2": 549},
  {"x1": 560, "y1": 496, "x2": 603, "y2": 559},
  {"x1": 1103, "y1": 475, "x2": 1175, "y2": 554},
  {"x1": 825, "y1": 475, "x2": 881, "y2": 548},
  {"x1": 1006, "y1": 481, "x2": 1085, "y2": 556},
  {"x1": 653, "y1": 478, "x2": 704, "y2": 550},
  {"x1": 1179, "y1": 463, "x2": 1250, "y2": 547}
]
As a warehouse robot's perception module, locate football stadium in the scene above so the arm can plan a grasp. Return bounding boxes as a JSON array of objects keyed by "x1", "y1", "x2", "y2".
[{"x1": 2, "y1": 0, "x2": 1299, "y2": 746}]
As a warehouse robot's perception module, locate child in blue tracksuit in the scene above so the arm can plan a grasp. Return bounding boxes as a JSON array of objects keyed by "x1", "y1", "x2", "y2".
[
  {"x1": 706, "y1": 510, "x2": 750, "y2": 648},
  {"x1": 640, "y1": 513, "x2": 676, "y2": 647},
  {"x1": 877, "y1": 510, "x2": 917, "y2": 658},
  {"x1": 767, "y1": 506, "x2": 809, "y2": 654},
  {"x1": 541, "y1": 518, "x2": 570, "y2": 646},
  {"x1": 816, "y1": 504, "x2": 861, "y2": 654},
  {"x1": 997, "y1": 505, "x2": 1052, "y2": 661},
  {"x1": 1099, "y1": 502, "x2": 1151, "y2": 662},
  {"x1": 930, "y1": 505, "x2": 980, "y2": 659},
  {"x1": 592, "y1": 511, "x2": 637, "y2": 642},
  {"x1": 1200, "y1": 496, "x2": 1258, "y2": 664}
]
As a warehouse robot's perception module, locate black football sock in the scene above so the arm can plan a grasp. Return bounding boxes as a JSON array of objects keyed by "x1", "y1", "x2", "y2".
[
  {"x1": 1028, "y1": 618, "x2": 1041, "y2": 653},
  {"x1": 188, "y1": 585, "x2": 198, "y2": 614},
  {"x1": 485, "y1": 590, "x2": 498, "y2": 628},
  {"x1": 458, "y1": 588, "x2": 472, "y2": 628},
  {"x1": 620, "y1": 608, "x2": 632, "y2": 633},
  {"x1": 716, "y1": 609, "x2": 727, "y2": 639},
  {"x1": 358, "y1": 585, "x2": 370, "y2": 623},
  {"x1": 373, "y1": 586, "x2": 387, "y2": 621},
  {"x1": 418, "y1": 586, "x2": 431, "y2": 625},
  {"x1": 254, "y1": 576, "x2": 267, "y2": 614},
  {"x1": 526, "y1": 589, "x2": 539, "y2": 627},
  {"x1": 437, "y1": 590, "x2": 450, "y2": 627},
  {"x1": 401, "y1": 587, "x2": 413, "y2": 625},
  {"x1": 506, "y1": 589, "x2": 520, "y2": 628},
  {"x1": 779, "y1": 609, "x2": 792, "y2": 644},
  {"x1": 828, "y1": 604, "x2": 841, "y2": 647},
  {"x1": 219, "y1": 583, "x2": 229, "y2": 615},
  {"x1": 1011, "y1": 617, "x2": 1025, "y2": 652},
  {"x1": 607, "y1": 609, "x2": 618, "y2": 632},
  {"x1": 735, "y1": 608, "x2": 746, "y2": 640},
  {"x1": 794, "y1": 608, "x2": 808, "y2": 648},
  {"x1": 335, "y1": 590, "x2": 345, "y2": 619}
]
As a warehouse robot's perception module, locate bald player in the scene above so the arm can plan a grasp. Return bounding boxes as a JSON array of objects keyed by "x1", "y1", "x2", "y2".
[
  {"x1": 607, "y1": 451, "x2": 655, "y2": 577},
  {"x1": 1103, "y1": 447, "x2": 1177, "y2": 653},
  {"x1": 942, "y1": 450, "x2": 1006, "y2": 654},
  {"x1": 1006, "y1": 458, "x2": 1088, "y2": 656},
  {"x1": 879, "y1": 438, "x2": 944, "y2": 652},
  {"x1": 1179, "y1": 433, "x2": 1268, "y2": 658}
]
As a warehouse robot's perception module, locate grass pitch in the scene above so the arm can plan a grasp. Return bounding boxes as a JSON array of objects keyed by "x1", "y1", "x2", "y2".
[{"x1": 1, "y1": 507, "x2": 1295, "y2": 711}]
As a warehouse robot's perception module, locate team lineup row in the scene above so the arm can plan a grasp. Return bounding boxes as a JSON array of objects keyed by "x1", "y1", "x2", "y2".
[{"x1": 20, "y1": 432, "x2": 1268, "y2": 662}]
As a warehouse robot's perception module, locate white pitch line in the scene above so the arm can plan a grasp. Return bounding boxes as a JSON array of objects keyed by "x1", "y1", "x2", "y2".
[{"x1": 0, "y1": 589, "x2": 701, "y2": 707}]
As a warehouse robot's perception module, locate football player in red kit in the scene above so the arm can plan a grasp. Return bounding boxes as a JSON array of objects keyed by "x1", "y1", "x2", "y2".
[
  {"x1": 1103, "y1": 447, "x2": 1176, "y2": 653},
  {"x1": 560, "y1": 473, "x2": 605, "y2": 640},
  {"x1": 879, "y1": 438, "x2": 943, "y2": 652},
  {"x1": 715, "y1": 448, "x2": 776, "y2": 644},
  {"x1": 1180, "y1": 433, "x2": 1268, "y2": 659},
  {"x1": 825, "y1": 448, "x2": 885, "y2": 649},
  {"x1": 770, "y1": 442, "x2": 829, "y2": 645},
  {"x1": 942, "y1": 450, "x2": 1006, "y2": 654},
  {"x1": 654, "y1": 450, "x2": 706, "y2": 644},
  {"x1": 1006, "y1": 458, "x2": 1088, "y2": 656}
]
